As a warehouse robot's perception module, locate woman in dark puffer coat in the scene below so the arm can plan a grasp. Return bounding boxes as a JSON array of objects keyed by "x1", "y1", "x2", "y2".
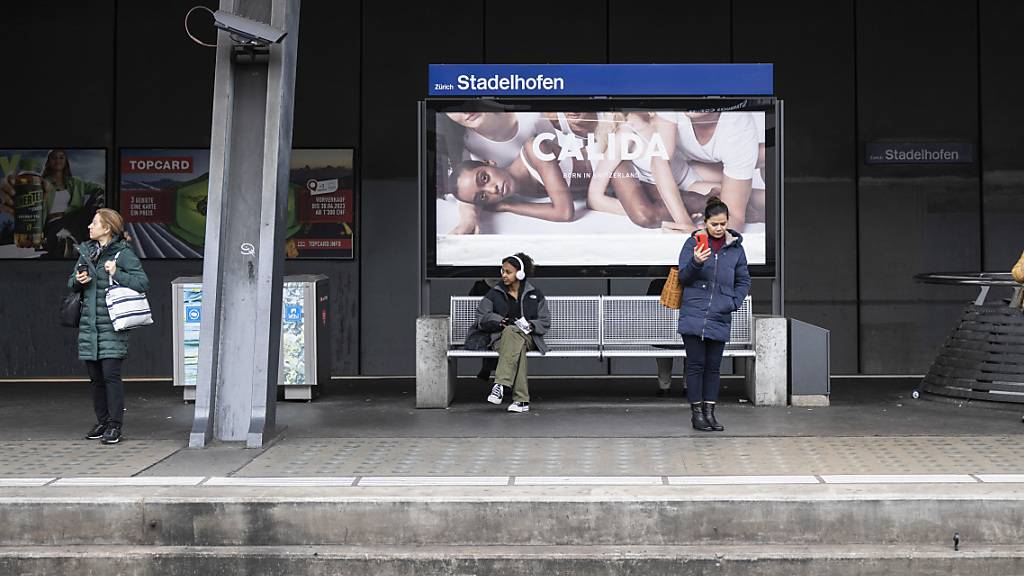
[
  {"x1": 69, "y1": 208, "x2": 149, "y2": 445},
  {"x1": 677, "y1": 197, "x2": 751, "y2": 432}
]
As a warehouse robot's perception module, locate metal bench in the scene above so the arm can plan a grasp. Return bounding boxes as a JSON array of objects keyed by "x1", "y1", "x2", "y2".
[
  {"x1": 449, "y1": 296, "x2": 602, "y2": 358},
  {"x1": 415, "y1": 294, "x2": 772, "y2": 408},
  {"x1": 449, "y1": 295, "x2": 752, "y2": 358}
]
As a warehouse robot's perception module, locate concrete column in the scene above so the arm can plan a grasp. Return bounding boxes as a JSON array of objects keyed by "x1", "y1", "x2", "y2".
[
  {"x1": 416, "y1": 315, "x2": 454, "y2": 408},
  {"x1": 749, "y1": 316, "x2": 788, "y2": 406}
]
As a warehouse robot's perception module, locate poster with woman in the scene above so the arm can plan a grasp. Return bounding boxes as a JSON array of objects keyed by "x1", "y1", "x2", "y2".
[
  {"x1": 0, "y1": 149, "x2": 106, "y2": 259},
  {"x1": 430, "y1": 106, "x2": 768, "y2": 269}
]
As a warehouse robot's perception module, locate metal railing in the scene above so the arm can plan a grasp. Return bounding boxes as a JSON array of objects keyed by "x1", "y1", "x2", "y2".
[{"x1": 915, "y1": 272, "x2": 1022, "y2": 306}]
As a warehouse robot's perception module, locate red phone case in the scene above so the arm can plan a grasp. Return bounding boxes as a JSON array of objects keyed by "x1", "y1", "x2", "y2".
[{"x1": 696, "y1": 233, "x2": 709, "y2": 252}]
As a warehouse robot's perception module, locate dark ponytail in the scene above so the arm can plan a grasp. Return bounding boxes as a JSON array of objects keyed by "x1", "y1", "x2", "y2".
[{"x1": 704, "y1": 196, "x2": 729, "y2": 221}]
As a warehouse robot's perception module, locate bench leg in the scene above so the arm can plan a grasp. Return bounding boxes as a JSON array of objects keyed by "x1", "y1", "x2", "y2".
[
  {"x1": 447, "y1": 357, "x2": 458, "y2": 405},
  {"x1": 741, "y1": 356, "x2": 756, "y2": 402},
  {"x1": 752, "y1": 316, "x2": 788, "y2": 406},
  {"x1": 416, "y1": 315, "x2": 453, "y2": 408}
]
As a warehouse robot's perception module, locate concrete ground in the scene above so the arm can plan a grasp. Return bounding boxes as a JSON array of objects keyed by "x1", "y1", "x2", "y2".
[
  {"x1": 5, "y1": 376, "x2": 1024, "y2": 575},
  {"x1": 1, "y1": 375, "x2": 1023, "y2": 480}
]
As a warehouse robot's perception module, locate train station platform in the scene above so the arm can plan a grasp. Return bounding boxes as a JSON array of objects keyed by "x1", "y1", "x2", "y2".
[{"x1": 3, "y1": 376, "x2": 1024, "y2": 575}]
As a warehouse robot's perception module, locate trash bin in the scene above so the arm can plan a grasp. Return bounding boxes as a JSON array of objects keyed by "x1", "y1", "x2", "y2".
[
  {"x1": 171, "y1": 274, "x2": 330, "y2": 401},
  {"x1": 789, "y1": 318, "x2": 830, "y2": 406}
]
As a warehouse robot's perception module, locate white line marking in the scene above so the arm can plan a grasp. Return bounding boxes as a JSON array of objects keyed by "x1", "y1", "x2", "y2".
[
  {"x1": 0, "y1": 478, "x2": 55, "y2": 487},
  {"x1": 821, "y1": 474, "x2": 977, "y2": 484},
  {"x1": 667, "y1": 475, "x2": 820, "y2": 485},
  {"x1": 204, "y1": 477, "x2": 356, "y2": 487},
  {"x1": 975, "y1": 474, "x2": 1024, "y2": 483},
  {"x1": 52, "y1": 477, "x2": 206, "y2": 487},
  {"x1": 357, "y1": 476, "x2": 509, "y2": 487},
  {"x1": 515, "y1": 476, "x2": 664, "y2": 486}
]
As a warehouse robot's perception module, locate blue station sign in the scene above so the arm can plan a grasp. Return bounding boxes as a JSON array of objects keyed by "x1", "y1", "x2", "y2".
[{"x1": 428, "y1": 64, "x2": 773, "y2": 97}]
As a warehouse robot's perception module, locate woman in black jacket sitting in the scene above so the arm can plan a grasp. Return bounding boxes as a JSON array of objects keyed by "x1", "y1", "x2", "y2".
[{"x1": 470, "y1": 253, "x2": 551, "y2": 413}]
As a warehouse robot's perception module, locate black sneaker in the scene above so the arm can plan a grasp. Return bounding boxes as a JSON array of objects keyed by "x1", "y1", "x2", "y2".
[
  {"x1": 101, "y1": 427, "x2": 122, "y2": 445},
  {"x1": 85, "y1": 423, "x2": 107, "y2": 440}
]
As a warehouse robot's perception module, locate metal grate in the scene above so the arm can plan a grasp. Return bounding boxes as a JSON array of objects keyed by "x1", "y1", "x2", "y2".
[
  {"x1": 731, "y1": 297, "x2": 753, "y2": 345},
  {"x1": 601, "y1": 296, "x2": 682, "y2": 346},
  {"x1": 601, "y1": 296, "x2": 752, "y2": 347},
  {"x1": 450, "y1": 296, "x2": 601, "y2": 347}
]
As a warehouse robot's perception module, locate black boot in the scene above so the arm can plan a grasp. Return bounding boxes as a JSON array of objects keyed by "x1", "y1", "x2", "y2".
[
  {"x1": 691, "y1": 403, "x2": 713, "y2": 431},
  {"x1": 703, "y1": 402, "x2": 725, "y2": 431}
]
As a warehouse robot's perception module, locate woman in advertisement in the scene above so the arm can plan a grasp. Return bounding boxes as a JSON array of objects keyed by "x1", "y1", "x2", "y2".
[
  {"x1": 69, "y1": 208, "x2": 149, "y2": 444},
  {"x1": 677, "y1": 197, "x2": 751, "y2": 431},
  {"x1": 655, "y1": 111, "x2": 763, "y2": 231},
  {"x1": 0, "y1": 149, "x2": 105, "y2": 257},
  {"x1": 444, "y1": 111, "x2": 554, "y2": 234},
  {"x1": 449, "y1": 112, "x2": 600, "y2": 223},
  {"x1": 466, "y1": 253, "x2": 550, "y2": 413},
  {"x1": 587, "y1": 111, "x2": 702, "y2": 230},
  {"x1": 41, "y1": 149, "x2": 106, "y2": 256}
]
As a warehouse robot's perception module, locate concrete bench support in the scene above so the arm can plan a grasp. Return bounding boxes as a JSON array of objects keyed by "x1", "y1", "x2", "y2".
[
  {"x1": 748, "y1": 316, "x2": 788, "y2": 406},
  {"x1": 416, "y1": 316, "x2": 456, "y2": 408},
  {"x1": 417, "y1": 309, "x2": 796, "y2": 409}
]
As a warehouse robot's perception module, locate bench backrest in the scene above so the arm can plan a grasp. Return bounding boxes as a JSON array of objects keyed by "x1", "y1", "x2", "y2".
[
  {"x1": 449, "y1": 295, "x2": 753, "y2": 348},
  {"x1": 449, "y1": 296, "x2": 602, "y2": 346},
  {"x1": 601, "y1": 296, "x2": 753, "y2": 348}
]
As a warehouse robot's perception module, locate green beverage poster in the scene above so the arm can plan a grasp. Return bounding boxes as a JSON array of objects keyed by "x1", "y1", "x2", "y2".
[
  {"x1": 0, "y1": 149, "x2": 107, "y2": 259},
  {"x1": 120, "y1": 148, "x2": 355, "y2": 259}
]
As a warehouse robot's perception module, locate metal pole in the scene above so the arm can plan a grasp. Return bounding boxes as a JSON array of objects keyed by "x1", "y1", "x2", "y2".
[
  {"x1": 190, "y1": 0, "x2": 300, "y2": 448},
  {"x1": 774, "y1": 99, "x2": 785, "y2": 317},
  {"x1": 418, "y1": 102, "x2": 429, "y2": 317}
]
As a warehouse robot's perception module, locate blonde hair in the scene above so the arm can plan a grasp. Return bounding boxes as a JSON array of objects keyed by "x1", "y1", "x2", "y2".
[
  {"x1": 95, "y1": 208, "x2": 128, "y2": 240},
  {"x1": 593, "y1": 112, "x2": 655, "y2": 154},
  {"x1": 593, "y1": 112, "x2": 625, "y2": 153}
]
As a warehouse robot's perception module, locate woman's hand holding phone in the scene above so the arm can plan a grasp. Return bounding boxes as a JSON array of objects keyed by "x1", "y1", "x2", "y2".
[
  {"x1": 693, "y1": 233, "x2": 711, "y2": 264},
  {"x1": 75, "y1": 264, "x2": 91, "y2": 285}
]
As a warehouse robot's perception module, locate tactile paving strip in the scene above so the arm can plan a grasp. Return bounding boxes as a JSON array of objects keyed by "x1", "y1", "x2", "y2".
[
  {"x1": 0, "y1": 441, "x2": 182, "y2": 477},
  {"x1": 235, "y1": 436, "x2": 1024, "y2": 477}
]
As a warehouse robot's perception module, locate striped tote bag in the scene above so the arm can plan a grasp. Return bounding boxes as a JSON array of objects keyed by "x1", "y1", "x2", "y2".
[{"x1": 105, "y1": 252, "x2": 153, "y2": 331}]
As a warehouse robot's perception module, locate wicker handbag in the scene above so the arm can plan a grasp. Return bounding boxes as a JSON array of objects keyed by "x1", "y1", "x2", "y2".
[
  {"x1": 1012, "y1": 250, "x2": 1024, "y2": 310},
  {"x1": 659, "y1": 266, "x2": 682, "y2": 309}
]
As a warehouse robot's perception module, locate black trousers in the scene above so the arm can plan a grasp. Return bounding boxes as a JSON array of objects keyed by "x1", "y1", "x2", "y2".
[
  {"x1": 85, "y1": 358, "x2": 124, "y2": 428},
  {"x1": 682, "y1": 335, "x2": 726, "y2": 404}
]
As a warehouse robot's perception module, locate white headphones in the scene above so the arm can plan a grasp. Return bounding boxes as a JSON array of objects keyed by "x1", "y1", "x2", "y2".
[{"x1": 505, "y1": 255, "x2": 526, "y2": 281}]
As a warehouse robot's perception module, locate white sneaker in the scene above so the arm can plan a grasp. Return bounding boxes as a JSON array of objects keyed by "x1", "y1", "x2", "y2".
[
  {"x1": 507, "y1": 402, "x2": 529, "y2": 413},
  {"x1": 487, "y1": 383, "x2": 504, "y2": 404}
]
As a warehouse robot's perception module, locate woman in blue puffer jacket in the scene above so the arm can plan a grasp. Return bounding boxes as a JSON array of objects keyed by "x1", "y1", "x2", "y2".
[{"x1": 677, "y1": 196, "x2": 751, "y2": 432}]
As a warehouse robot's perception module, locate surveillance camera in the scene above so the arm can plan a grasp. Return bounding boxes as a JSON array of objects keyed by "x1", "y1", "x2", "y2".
[{"x1": 212, "y1": 10, "x2": 286, "y2": 45}]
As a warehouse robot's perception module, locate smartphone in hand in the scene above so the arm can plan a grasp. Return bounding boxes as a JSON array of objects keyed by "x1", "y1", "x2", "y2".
[{"x1": 696, "y1": 232, "x2": 709, "y2": 253}]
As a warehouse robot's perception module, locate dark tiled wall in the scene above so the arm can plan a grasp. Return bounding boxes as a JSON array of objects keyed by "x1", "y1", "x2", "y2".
[{"x1": 1, "y1": 0, "x2": 1021, "y2": 378}]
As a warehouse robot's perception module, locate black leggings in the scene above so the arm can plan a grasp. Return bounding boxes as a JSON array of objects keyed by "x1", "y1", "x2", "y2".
[
  {"x1": 85, "y1": 359, "x2": 124, "y2": 428},
  {"x1": 682, "y1": 335, "x2": 726, "y2": 404}
]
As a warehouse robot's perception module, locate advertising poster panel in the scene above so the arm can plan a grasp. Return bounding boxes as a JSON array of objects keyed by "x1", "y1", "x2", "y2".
[
  {"x1": 0, "y1": 149, "x2": 106, "y2": 259},
  {"x1": 429, "y1": 105, "x2": 769, "y2": 270},
  {"x1": 120, "y1": 148, "x2": 355, "y2": 259}
]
